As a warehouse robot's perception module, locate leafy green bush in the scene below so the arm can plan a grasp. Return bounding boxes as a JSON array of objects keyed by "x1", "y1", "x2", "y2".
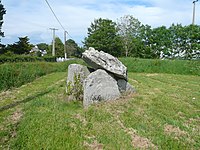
[{"x1": 0, "y1": 59, "x2": 85, "y2": 91}]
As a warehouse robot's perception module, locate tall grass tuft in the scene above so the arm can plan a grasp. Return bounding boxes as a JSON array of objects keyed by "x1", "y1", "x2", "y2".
[
  {"x1": 0, "y1": 59, "x2": 85, "y2": 91},
  {"x1": 120, "y1": 58, "x2": 200, "y2": 76}
]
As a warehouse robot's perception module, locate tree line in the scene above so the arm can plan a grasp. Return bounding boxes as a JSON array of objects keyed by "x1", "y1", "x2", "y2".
[
  {"x1": 84, "y1": 15, "x2": 200, "y2": 59},
  {"x1": 0, "y1": 1, "x2": 199, "y2": 59},
  {"x1": 0, "y1": 36, "x2": 83, "y2": 58}
]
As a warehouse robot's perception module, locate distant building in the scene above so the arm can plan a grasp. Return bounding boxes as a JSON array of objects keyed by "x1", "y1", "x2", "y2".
[{"x1": 30, "y1": 46, "x2": 47, "y2": 56}]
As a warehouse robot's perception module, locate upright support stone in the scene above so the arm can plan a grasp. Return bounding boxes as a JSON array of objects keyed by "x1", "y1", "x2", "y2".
[
  {"x1": 83, "y1": 69, "x2": 121, "y2": 107},
  {"x1": 66, "y1": 64, "x2": 90, "y2": 101}
]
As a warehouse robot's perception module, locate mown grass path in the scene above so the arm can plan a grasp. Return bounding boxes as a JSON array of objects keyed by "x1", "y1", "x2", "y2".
[{"x1": 0, "y1": 72, "x2": 199, "y2": 149}]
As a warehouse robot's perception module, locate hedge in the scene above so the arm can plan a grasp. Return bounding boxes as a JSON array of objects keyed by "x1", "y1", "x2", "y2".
[{"x1": 0, "y1": 55, "x2": 56, "y2": 63}]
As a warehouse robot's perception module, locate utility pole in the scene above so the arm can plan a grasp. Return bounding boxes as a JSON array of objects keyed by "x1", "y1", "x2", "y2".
[
  {"x1": 50, "y1": 28, "x2": 58, "y2": 56},
  {"x1": 192, "y1": 0, "x2": 199, "y2": 25},
  {"x1": 64, "y1": 31, "x2": 67, "y2": 59}
]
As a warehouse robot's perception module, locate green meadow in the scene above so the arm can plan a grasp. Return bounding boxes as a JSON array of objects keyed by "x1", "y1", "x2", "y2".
[{"x1": 0, "y1": 58, "x2": 199, "y2": 149}]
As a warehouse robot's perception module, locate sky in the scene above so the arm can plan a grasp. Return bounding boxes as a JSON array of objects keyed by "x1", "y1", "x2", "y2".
[{"x1": 1, "y1": 0, "x2": 200, "y2": 46}]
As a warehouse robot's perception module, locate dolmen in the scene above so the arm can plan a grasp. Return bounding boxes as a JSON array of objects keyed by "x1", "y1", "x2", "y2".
[{"x1": 66, "y1": 47, "x2": 135, "y2": 107}]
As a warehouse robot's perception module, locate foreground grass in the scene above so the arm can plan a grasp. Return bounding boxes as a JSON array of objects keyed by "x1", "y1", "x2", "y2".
[
  {"x1": 0, "y1": 72, "x2": 199, "y2": 149},
  {"x1": 0, "y1": 72, "x2": 68, "y2": 148}
]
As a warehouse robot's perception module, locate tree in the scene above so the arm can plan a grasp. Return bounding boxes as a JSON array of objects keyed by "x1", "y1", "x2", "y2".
[
  {"x1": 167, "y1": 24, "x2": 200, "y2": 59},
  {"x1": 49, "y1": 37, "x2": 64, "y2": 57},
  {"x1": 55, "y1": 37, "x2": 64, "y2": 57},
  {"x1": 0, "y1": 0, "x2": 6, "y2": 40},
  {"x1": 0, "y1": 43, "x2": 6, "y2": 54},
  {"x1": 16, "y1": 36, "x2": 33, "y2": 54},
  {"x1": 150, "y1": 26, "x2": 172, "y2": 58},
  {"x1": 117, "y1": 15, "x2": 142, "y2": 57},
  {"x1": 139, "y1": 24, "x2": 156, "y2": 58},
  {"x1": 5, "y1": 36, "x2": 32, "y2": 54},
  {"x1": 84, "y1": 18, "x2": 123, "y2": 57},
  {"x1": 180, "y1": 25, "x2": 200, "y2": 59},
  {"x1": 182, "y1": 25, "x2": 200, "y2": 59},
  {"x1": 66, "y1": 39, "x2": 82, "y2": 58}
]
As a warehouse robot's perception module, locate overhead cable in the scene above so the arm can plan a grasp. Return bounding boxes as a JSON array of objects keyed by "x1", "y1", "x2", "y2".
[{"x1": 45, "y1": 0, "x2": 66, "y2": 31}]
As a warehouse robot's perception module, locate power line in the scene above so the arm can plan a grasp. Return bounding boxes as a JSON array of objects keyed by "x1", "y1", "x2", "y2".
[
  {"x1": 44, "y1": 0, "x2": 83, "y2": 57},
  {"x1": 44, "y1": 0, "x2": 74, "y2": 40},
  {"x1": 45, "y1": 0, "x2": 66, "y2": 31}
]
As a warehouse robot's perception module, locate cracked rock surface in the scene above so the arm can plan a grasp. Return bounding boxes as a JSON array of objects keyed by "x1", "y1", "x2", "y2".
[{"x1": 82, "y1": 47, "x2": 127, "y2": 80}]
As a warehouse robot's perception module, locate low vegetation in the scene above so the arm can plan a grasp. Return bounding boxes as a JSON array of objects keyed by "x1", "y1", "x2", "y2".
[
  {"x1": 0, "y1": 59, "x2": 85, "y2": 91},
  {"x1": 0, "y1": 55, "x2": 56, "y2": 63},
  {"x1": 120, "y1": 58, "x2": 200, "y2": 76},
  {"x1": 0, "y1": 58, "x2": 199, "y2": 92}
]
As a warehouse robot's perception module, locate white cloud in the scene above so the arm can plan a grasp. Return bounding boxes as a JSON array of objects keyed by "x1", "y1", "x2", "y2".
[{"x1": 1, "y1": 0, "x2": 200, "y2": 46}]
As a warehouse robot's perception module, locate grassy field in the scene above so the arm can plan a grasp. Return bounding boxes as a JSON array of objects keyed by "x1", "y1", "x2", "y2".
[
  {"x1": 120, "y1": 58, "x2": 200, "y2": 76},
  {"x1": 1, "y1": 58, "x2": 199, "y2": 92},
  {"x1": 0, "y1": 71, "x2": 199, "y2": 149}
]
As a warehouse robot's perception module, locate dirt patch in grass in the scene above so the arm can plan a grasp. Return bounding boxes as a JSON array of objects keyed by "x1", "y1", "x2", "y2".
[
  {"x1": 10, "y1": 109, "x2": 23, "y2": 124},
  {"x1": 184, "y1": 117, "x2": 200, "y2": 131},
  {"x1": 164, "y1": 124, "x2": 186, "y2": 137},
  {"x1": 84, "y1": 135, "x2": 103, "y2": 150},
  {"x1": 74, "y1": 114, "x2": 87, "y2": 126},
  {"x1": 100, "y1": 94, "x2": 157, "y2": 149},
  {"x1": 116, "y1": 116, "x2": 157, "y2": 149},
  {"x1": 185, "y1": 117, "x2": 200, "y2": 125},
  {"x1": 84, "y1": 140, "x2": 103, "y2": 150},
  {"x1": 8, "y1": 109, "x2": 23, "y2": 138},
  {"x1": 104, "y1": 94, "x2": 157, "y2": 149},
  {"x1": 0, "y1": 90, "x2": 16, "y2": 101},
  {"x1": 163, "y1": 124, "x2": 196, "y2": 144},
  {"x1": 88, "y1": 93, "x2": 157, "y2": 149},
  {"x1": 176, "y1": 111, "x2": 185, "y2": 119},
  {"x1": 0, "y1": 108, "x2": 23, "y2": 149}
]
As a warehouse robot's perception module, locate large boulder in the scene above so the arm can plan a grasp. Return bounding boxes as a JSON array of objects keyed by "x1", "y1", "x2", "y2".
[
  {"x1": 66, "y1": 64, "x2": 90, "y2": 100},
  {"x1": 82, "y1": 47, "x2": 127, "y2": 80},
  {"x1": 83, "y1": 69, "x2": 121, "y2": 107}
]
